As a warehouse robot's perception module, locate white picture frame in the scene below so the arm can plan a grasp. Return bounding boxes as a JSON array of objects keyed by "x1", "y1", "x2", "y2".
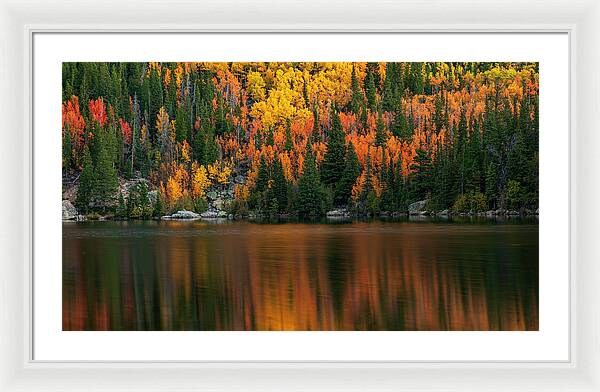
[{"x1": 1, "y1": 0, "x2": 598, "y2": 390}]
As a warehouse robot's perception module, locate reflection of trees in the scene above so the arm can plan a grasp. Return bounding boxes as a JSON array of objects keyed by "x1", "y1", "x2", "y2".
[{"x1": 62, "y1": 222, "x2": 538, "y2": 331}]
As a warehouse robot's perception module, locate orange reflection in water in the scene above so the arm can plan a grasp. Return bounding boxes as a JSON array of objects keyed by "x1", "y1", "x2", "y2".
[{"x1": 62, "y1": 221, "x2": 538, "y2": 331}]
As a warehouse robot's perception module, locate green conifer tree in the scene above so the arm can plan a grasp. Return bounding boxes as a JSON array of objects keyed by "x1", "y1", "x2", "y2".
[
  {"x1": 334, "y1": 142, "x2": 360, "y2": 206},
  {"x1": 75, "y1": 145, "x2": 95, "y2": 213},
  {"x1": 297, "y1": 142, "x2": 322, "y2": 218},
  {"x1": 375, "y1": 110, "x2": 387, "y2": 147},
  {"x1": 272, "y1": 159, "x2": 288, "y2": 213},
  {"x1": 320, "y1": 110, "x2": 346, "y2": 186},
  {"x1": 365, "y1": 66, "x2": 377, "y2": 112},
  {"x1": 94, "y1": 131, "x2": 119, "y2": 210}
]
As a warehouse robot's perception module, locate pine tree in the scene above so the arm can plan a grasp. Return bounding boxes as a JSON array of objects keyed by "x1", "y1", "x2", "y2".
[
  {"x1": 334, "y1": 142, "x2": 360, "y2": 206},
  {"x1": 272, "y1": 158, "x2": 288, "y2": 213},
  {"x1": 193, "y1": 124, "x2": 206, "y2": 164},
  {"x1": 394, "y1": 158, "x2": 408, "y2": 212},
  {"x1": 350, "y1": 65, "x2": 363, "y2": 116},
  {"x1": 380, "y1": 158, "x2": 396, "y2": 212},
  {"x1": 165, "y1": 75, "x2": 177, "y2": 115},
  {"x1": 62, "y1": 130, "x2": 72, "y2": 170},
  {"x1": 75, "y1": 145, "x2": 95, "y2": 213},
  {"x1": 116, "y1": 191, "x2": 127, "y2": 218},
  {"x1": 375, "y1": 110, "x2": 387, "y2": 146},
  {"x1": 302, "y1": 78, "x2": 310, "y2": 108},
  {"x1": 175, "y1": 104, "x2": 190, "y2": 143},
  {"x1": 320, "y1": 109, "x2": 346, "y2": 186},
  {"x1": 204, "y1": 129, "x2": 219, "y2": 165},
  {"x1": 409, "y1": 148, "x2": 433, "y2": 202},
  {"x1": 365, "y1": 65, "x2": 377, "y2": 112},
  {"x1": 148, "y1": 66, "x2": 163, "y2": 143},
  {"x1": 297, "y1": 142, "x2": 322, "y2": 218},
  {"x1": 94, "y1": 130, "x2": 119, "y2": 210},
  {"x1": 255, "y1": 155, "x2": 269, "y2": 193},
  {"x1": 153, "y1": 191, "x2": 165, "y2": 218},
  {"x1": 311, "y1": 105, "x2": 321, "y2": 142},
  {"x1": 382, "y1": 62, "x2": 403, "y2": 112}
]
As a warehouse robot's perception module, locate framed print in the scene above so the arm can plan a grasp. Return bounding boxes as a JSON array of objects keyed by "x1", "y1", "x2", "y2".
[
  {"x1": 1, "y1": 0, "x2": 599, "y2": 391},
  {"x1": 34, "y1": 32, "x2": 567, "y2": 362}
]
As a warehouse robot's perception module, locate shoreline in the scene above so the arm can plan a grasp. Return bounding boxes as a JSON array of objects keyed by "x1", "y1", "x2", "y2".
[{"x1": 62, "y1": 211, "x2": 540, "y2": 223}]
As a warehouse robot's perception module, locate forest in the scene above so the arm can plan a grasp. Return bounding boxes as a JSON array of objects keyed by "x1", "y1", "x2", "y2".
[{"x1": 61, "y1": 61, "x2": 539, "y2": 219}]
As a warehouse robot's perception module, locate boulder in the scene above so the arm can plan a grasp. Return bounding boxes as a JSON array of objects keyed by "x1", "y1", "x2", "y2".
[
  {"x1": 408, "y1": 200, "x2": 428, "y2": 215},
  {"x1": 326, "y1": 209, "x2": 350, "y2": 218},
  {"x1": 206, "y1": 191, "x2": 218, "y2": 200},
  {"x1": 200, "y1": 209, "x2": 228, "y2": 219},
  {"x1": 62, "y1": 200, "x2": 78, "y2": 220},
  {"x1": 147, "y1": 190, "x2": 158, "y2": 205},
  {"x1": 163, "y1": 210, "x2": 201, "y2": 220},
  {"x1": 437, "y1": 209, "x2": 449, "y2": 216},
  {"x1": 213, "y1": 198, "x2": 226, "y2": 211}
]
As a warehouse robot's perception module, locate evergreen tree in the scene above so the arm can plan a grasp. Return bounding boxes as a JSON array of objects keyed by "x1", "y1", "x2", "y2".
[
  {"x1": 380, "y1": 158, "x2": 396, "y2": 212},
  {"x1": 175, "y1": 104, "x2": 190, "y2": 143},
  {"x1": 75, "y1": 145, "x2": 95, "y2": 213},
  {"x1": 148, "y1": 66, "x2": 163, "y2": 143},
  {"x1": 255, "y1": 155, "x2": 269, "y2": 193},
  {"x1": 321, "y1": 110, "x2": 346, "y2": 186},
  {"x1": 394, "y1": 159, "x2": 408, "y2": 212},
  {"x1": 365, "y1": 65, "x2": 377, "y2": 112},
  {"x1": 193, "y1": 124, "x2": 206, "y2": 164},
  {"x1": 116, "y1": 191, "x2": 126, "y2": 218},
  {"x1": 311, "y1": 105, "x2": 321, "y2": 142},
  {"x1": 62, "y1": 130, "x2": 72, "y2": 170},
  {"x1": 272, "y1": 159, "x2": 288, "y2": 213},
  {"x1": 153, "y1": 191, "x2": 165, "y2": 218},
  {"x1": 297, "y1": 142, "x2": 322, "y2": 218},
  {"x1": 350, "y1": 65, "x2": 363, "y2": 116},
  {"x1": 302, "y1": 78, "x2": 310, "y2": 108},
  {"x1": 334, "y1": 142, "x2": 360, "y2": 206},
  {"x1": 382, "y1": 62, "x2": 403, "y2": 112},
  {"x1": 375, "y1": 110, "x2": 387, "y2": 147},
  {"x1": 94, "y1": 130, "x2": 119, "y2": 209},
  {"x1": 165, "y1": 76, "x2": 177, "y2": 115},
  {"x1": 409, "y1": 148, "x2": 433, "y2": 202},
  {"x1": 204, "y1": 129, "x2": 219, "y2": 164}
]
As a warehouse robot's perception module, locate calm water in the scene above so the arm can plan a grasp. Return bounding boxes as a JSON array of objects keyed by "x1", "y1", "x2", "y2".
[{"x1": 62, "y1": 219, "x2": 538, "y2": 331}]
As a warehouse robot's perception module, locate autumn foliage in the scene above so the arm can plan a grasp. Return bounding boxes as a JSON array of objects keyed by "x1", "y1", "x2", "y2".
[{"x1": 63, "y1": 61, "x2": 539, "y2": 217}]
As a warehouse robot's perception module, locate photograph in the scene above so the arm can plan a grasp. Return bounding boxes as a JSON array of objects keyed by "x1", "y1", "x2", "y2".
[{"x1": 61, "y1": 61, "x2": 539, "y2": 331}]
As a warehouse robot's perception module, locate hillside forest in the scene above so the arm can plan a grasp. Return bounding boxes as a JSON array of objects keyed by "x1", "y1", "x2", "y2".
[{"x1": 62, "y1": 62, "x2": 539, "y2": 219}]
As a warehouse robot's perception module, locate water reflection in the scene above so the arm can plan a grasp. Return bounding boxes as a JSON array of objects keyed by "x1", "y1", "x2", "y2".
[{"x1": 62, "y1": 220, "x2": 538, "y2": 331}]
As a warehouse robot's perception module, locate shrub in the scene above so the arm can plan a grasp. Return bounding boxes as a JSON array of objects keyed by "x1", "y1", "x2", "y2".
[
  {"x1": 506, "y1": 180, "x2": 522, "y2": 210},
  {"x1": 452, "y1": 194, "x2": 470, "y2": 213},
  {"x1": 224, "y1": 199, "x2": 249, "y2": 217},
  {"x1": 470, "y1": 192, "x2": 487, "y2": 212},
  {"x1": 452, "y1": 192, "x2": 487, "y2": 213},
  {"x1": 192, "y1": 198, "x2": 209, "y2": 213}
]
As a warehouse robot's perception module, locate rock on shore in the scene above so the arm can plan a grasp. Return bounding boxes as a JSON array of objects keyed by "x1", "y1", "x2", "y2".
[
  {"x1": 408, "y1": 200, "x2": 428, "y2": 215},
  {"x1": 162, "y1": 210, "x2": 201, "y2": 220},
  {"x1": 326, "y1": 209, "x2": 350, "y2": 218},
  {"x1": 62, "y1": 200, "x2": 82, "y2": 221},
  {"x1": 200, "y1": 209, "x2": 228, "y2": 219}
]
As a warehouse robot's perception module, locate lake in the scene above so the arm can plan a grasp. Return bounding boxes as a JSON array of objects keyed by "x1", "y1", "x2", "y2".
[{"x1": 62, "y1": 218, "x2": 539, "y2": 331}]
